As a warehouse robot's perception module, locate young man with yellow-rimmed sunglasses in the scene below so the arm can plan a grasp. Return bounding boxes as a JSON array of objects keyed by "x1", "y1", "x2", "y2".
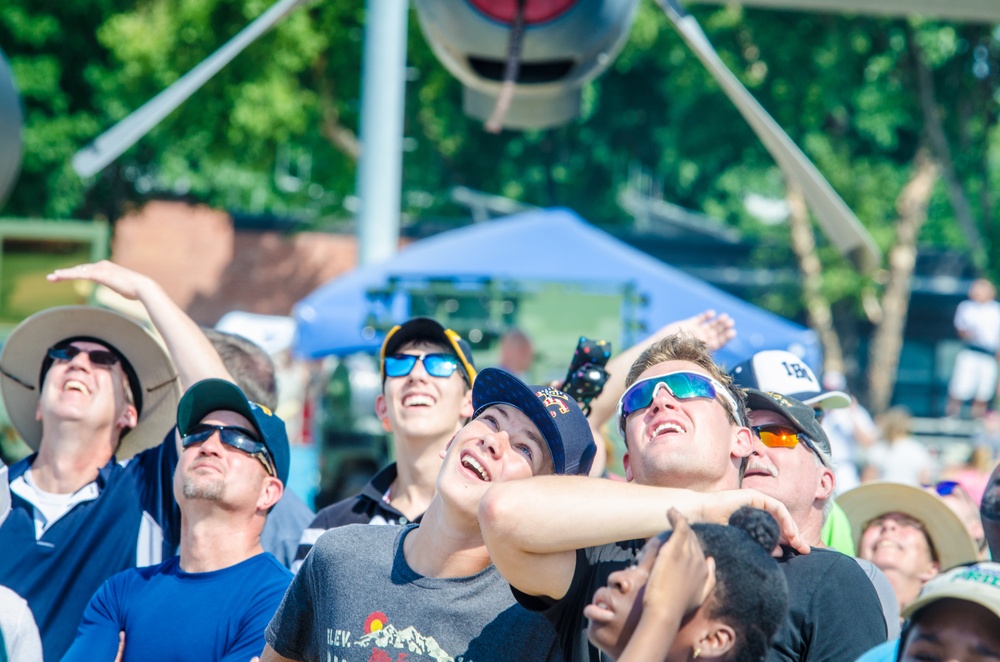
[{"x1": 293, "y1": 318, "x2": 476, "y2": 569}]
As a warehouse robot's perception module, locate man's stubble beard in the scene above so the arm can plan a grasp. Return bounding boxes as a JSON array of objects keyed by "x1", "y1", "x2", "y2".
[{"x1": 183, "y1": 476, "x2": 224, "y2": 501}]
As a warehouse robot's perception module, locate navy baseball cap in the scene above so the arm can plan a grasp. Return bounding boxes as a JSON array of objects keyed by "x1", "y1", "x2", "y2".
[
  {"x1": 380, "y1": 317, "x2": 477, "y2": 385},
  {"x1": 177, "y1": 378, "x2": 290, "y2": 486},
  {"x1": 471, "y1": 367, "x2": 596, "y2": 476}
]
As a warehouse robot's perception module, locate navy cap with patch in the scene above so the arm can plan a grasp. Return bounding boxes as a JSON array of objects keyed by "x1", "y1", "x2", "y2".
[{"x1": 471, "y1": 368, "x2": 596, "y2": 476}]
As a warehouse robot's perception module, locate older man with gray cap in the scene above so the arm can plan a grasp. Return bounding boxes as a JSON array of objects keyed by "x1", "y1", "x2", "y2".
[{"x1": 742, "y1": 388, "x2": 892, "y2": 657}]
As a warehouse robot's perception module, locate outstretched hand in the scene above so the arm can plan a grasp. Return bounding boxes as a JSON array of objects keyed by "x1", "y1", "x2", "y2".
[
  {"x1": 48, "y1": 260, "x2": 153, "y2": 301},
  {"x1": 673, "y1": 310, "x2": 736, "y2": 351},
  {"x1": 697, "y1": 489, "x2": 809, "y2": 555}
]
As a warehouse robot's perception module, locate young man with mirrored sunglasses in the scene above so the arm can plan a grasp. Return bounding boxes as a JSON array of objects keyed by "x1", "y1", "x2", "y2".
[
  {"x1": 293, "y1": 317, "x2": 477, "y2": 570},
  {"x1": 62, "y1": 379, "x2": 293, "y2": 661},
  {"x1": 480, "y1": 334, "x2": 811, "y2": 662}
]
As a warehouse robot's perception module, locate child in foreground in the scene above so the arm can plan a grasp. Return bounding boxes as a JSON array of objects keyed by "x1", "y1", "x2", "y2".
[{"x1": 586, "y1": 507, "x2": 789, "y2": 661}]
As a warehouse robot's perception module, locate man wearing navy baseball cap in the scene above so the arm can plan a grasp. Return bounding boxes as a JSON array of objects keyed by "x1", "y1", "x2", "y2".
[
  {"x1": 262, "y1": 368, "x2": 595, "y2": 662},
  {"x1": 63, "y1": 379, "x2": 293, "y2": 661}
]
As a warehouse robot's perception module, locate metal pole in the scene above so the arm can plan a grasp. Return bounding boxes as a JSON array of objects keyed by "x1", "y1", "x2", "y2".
[{"x1": 356, "y1": 0, "x2": 409, "y2": 266}]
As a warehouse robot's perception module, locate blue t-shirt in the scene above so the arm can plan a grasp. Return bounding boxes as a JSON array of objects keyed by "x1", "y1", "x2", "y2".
[
  {"x1": 856, "y1": 639, "x2": 899, "y2": 662},
  {"x1": 0, "y1": 435, "x2": 180, "y2": 662},
  {"x1": 63, "y1": 553, "x2": 292, "y2": 662}
]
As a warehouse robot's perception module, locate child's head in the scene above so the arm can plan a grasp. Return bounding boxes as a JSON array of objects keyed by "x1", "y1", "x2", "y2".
[{"x1": 586, "y1": 507, "x2": 788, "y2": 661}]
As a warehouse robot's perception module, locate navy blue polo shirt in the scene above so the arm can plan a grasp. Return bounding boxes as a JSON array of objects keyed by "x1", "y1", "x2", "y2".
[{"x1": 0, "y1": 433, "x2": 180, "y2": 662}]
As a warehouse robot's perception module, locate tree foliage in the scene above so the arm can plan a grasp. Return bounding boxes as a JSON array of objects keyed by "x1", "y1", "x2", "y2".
[{"x1": 2, "y1": 1, "x2": 1000, "y2": 402}]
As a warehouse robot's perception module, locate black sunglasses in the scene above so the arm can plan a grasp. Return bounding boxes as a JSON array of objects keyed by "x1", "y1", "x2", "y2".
[
  {"x1": 47, "y1": 345, "x2": 120, "y2": 368},
  {"x1": 181, "y1": 423, "x2": 275, "y2": 477}
]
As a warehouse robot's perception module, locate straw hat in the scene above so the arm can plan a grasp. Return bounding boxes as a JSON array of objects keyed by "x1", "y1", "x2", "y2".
[
  {"x1": 0, "y1": 306, "x2": 180, "y2": 459},
  {"x1": 838, "y1": 481, "x2": 979, "y2": 572}
]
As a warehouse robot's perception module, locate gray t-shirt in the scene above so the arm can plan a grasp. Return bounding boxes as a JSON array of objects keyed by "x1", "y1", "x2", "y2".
[{"x1": 266, "y1": 523, "x2": 562, "y2": 662}]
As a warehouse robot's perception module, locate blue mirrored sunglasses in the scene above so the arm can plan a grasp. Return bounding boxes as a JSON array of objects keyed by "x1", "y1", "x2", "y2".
[
  {"x1": 181, "y1": 423, "x2": 275, "y2": 477},
  {"x1": 384, "y1": 353, "x2": 460, "y2": 379},
  {"x1": 617, "y1": 371, "x2": 741, "y2": 433},
  {"x1": 923, "y1": 480, "x2": 962, "y2": 497}
]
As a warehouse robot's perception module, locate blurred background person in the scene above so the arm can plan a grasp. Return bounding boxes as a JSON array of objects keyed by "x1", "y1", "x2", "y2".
[
  {"x1": 818, "y1": 371, "x2": 878, "y2": 492},
  {"x1": 863, "y1": 407, "x2": 935, "y2": 486},
  {"x1": 496, "y1": 327, "x2": 535, "y2": 380},
  {"x1": 946, "y1": 277, "x2": 1000, "y2": 419}
]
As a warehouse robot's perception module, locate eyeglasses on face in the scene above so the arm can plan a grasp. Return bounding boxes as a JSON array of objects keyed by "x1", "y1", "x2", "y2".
[
  {"x1": 180, "y1": 423, "x2": 275, "y2": 477},
  {"x1": 616, "y1": 371, "x2": 741, "y2": 433},
  {"x1": 752, "y1": 424, "x2": 810, "y2": 449},
  {"x1": 923, "y1": 480, "x2": 964, "y2": 498},
  {"x1": 384, "y1": 353, "x2": 460, "y2": 379},
  {"x1": 47, "y1": 345, "x2": 120, "y2": 368}
]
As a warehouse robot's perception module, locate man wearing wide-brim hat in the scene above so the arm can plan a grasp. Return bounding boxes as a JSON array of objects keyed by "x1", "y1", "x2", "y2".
[
  {"x1": 0, "y1": 261, "x2": 230, "y2": 662},
  {"x1": 839, "y1": 481, "x2": 980, "y2": 614}
]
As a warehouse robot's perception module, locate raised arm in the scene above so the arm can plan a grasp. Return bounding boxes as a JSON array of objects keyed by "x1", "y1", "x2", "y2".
[
  {"x1": 48, "y1": 261, "x2": 230, "y2": 390},
  {"x1": 478, "y1": 476, "x2": 804, "y2": 601}
]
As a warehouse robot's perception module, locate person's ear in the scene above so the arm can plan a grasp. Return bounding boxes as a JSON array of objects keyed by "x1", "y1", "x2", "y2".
[
  {"x1": 918, "y1": 561, "x2": 941, "y2": 583},
  {"x1": 375, "y1": 394, "x2": 392, "y2": 432},
  {"x1": 697, "y1": 622, "x2": 735, "y2": 659},
  {"x1": 117, "y1": 404, "x2": 139, "y2": 431},
  {"x1": 816, "y1": 466, "x2": 835, "y2": 501},
  {"x1": 257, "y1": 477, "x2": 283, "y2": 513},
  {"x1": 459, "y1": 388, "x2": 474, "y2": 420},
  {"x1": 623, "y1": 452, "x2": 634, "y2": 482},
  {"x1": 440, "y1": 433, "x2": 458, "y2": 459},
  {"x1": 732, "y1": 426, "x2": 753, "y2": 459}
]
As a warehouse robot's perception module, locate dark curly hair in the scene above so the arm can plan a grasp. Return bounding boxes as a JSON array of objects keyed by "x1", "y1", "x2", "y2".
[{"x1": 655, "y1": 507, "x2": 788, "y2": 662}]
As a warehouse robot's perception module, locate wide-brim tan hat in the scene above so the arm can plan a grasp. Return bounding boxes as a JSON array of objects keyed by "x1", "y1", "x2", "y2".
[
  {"x1": 0, "y1": 306, "x2": 180, "y2": 459},
  {"x1": 838, "y1": 481, "x2": 979, "y2": 572}
]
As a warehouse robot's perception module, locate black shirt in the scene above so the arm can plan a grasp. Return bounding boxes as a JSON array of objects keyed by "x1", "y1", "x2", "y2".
[
  {"x1": 769, "y1": 546, "x2": 888, "y2": 662},
  {"x1": 293, "y1": 463, "x2": 420, "y2": 565}
]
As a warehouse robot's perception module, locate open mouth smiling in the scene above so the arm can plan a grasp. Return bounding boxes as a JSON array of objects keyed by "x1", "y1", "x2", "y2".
[
  {"x1": 460, "y1": 452, "x2": 491, "y2": 481},
  {"x1": 650, "y1": 421, "x2": 685, "y2": 438},
  {"x1": 402, "y1": 394, "x2": 435, "y2": 407},
  {"x1": 63, "y1": 379, "x2": 90, "y2": 395}
]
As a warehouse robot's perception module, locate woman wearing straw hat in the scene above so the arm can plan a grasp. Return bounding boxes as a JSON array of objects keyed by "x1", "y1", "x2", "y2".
[{"x1": 839, "y1": 481, "x2": 980, "y2": 614}]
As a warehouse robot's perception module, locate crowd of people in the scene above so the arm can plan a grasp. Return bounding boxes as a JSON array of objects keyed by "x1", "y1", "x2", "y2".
[{"x1": 1, "y1": 262, "x2": 1000, "y2": 662}]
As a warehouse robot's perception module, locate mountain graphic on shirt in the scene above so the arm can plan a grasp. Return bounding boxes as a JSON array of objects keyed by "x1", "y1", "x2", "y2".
[{"x1": 354, "y1": 624, "x2": 453, "y2": 662}]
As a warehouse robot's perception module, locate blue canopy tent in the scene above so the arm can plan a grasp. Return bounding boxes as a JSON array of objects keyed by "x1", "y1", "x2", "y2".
[{"x1": 294, "y1": 208, "x2": 819, "y2": 369}]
